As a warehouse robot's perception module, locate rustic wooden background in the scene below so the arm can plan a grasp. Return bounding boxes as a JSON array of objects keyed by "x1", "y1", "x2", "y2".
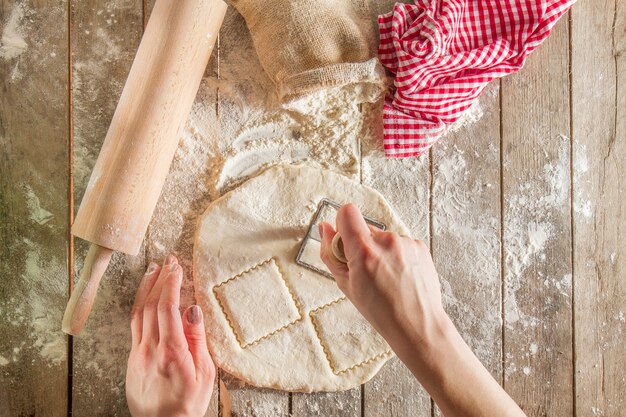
[{"x1": 1, "y1": 0, "x2": 624, "y2": 416}]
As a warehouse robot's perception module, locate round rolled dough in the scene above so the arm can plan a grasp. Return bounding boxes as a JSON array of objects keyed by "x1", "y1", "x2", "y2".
[{"x1": 193, "y1": 164, "x2": 410, "y2": 392}]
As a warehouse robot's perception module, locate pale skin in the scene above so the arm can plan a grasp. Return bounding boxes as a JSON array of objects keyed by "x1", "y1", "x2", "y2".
[
  {"x1": 126, "y1": 205, "x2": 526, "y2": 417},
  {"x1": 126, "y1": 254, "x2": 215, "y2": 417}
]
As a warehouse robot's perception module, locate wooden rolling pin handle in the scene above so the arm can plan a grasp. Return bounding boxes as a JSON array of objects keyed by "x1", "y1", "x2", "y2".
[
  {"x1": 62, "y1": 244, "x2": 113, "y2": 335},
  {"x1": 331, "y1": 233, "x2": 348, "y2": 264}
]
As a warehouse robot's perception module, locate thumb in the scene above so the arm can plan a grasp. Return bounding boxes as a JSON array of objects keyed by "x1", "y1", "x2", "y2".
[
  {"x1": 336, "y1": 204, "x2": 372, "y2": 260},
  {"x1": 183, "y1": 305, "x2": 214, "y2": 380},
  {"x1": 319, "y1": 222, "x2": 349, "y2": 281}
]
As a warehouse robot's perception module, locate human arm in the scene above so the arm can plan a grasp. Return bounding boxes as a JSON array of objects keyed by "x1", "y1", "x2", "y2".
[
  {"x1": 126, "y1": 254, "x2": 215, "y2": 417},
  {"x1": 318, "y1": 204, "x2": 526, "y2": 417}
]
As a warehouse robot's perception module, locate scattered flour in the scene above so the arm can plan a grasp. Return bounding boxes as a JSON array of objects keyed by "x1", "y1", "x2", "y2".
[
  {"x1": 205, "y1": 13, "x2": 375, "y2": 190},
  {"x1": 73, "y1": 250, "x2": 144, "y2": 392},
  {"x1": 505, "y1": 134, "x2": 570, "y2": 328},
  {"x1": 23, "y1": 246, "x2": 66, "y2": 365},
  {"x1": 430, "y1": 143, "x2": 502, "y2": 367},
  {"x1": 72, "y1": 11, "x2": 133, "y2": 196},
  {"x1": 0, "y1": 180, "x2": 70, "y2": 369},
  {"x1": 147, "y1": 17, "x2": 378, "y2": 280},
  {"x1": 23, "y1": 184, "x2": 55, "y2": 225},
  {"x1": 0, "y1": 3, "x2": 28, "y2": 60},
  {"x1": 573, "y1": 140, "x2": 594, "y2": 219},
  {"x1": 503, "y1": 134, "x2": 573, "y2": 380},
  {"x1": 142, "y1": 9, "x2": 485, "y2": 410},
  {"x1": 3, "y1": 1, "x2": 578, "y2": 410},
  {"x1": 0, "y1": 2, "x2": 32, "y2": 82},
  {"x1": 0, "y1": 238, "x2": 67, "y2": 367},
  {"x1": 447, "y1": 101, "x2": 484, "y2": 133},
  {"x1": 148, "y1": 10, "x2": 382, "y2": 306},
  {"x1": 62, "y1": 7, "x2": 149, "y2": 409},
  {"x1": 360, "y1": 104, "x2": 430, "y2": 236}
]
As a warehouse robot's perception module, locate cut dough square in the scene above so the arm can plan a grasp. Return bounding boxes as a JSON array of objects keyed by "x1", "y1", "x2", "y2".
[
  {"x1": 213, "y1": 259, "x2": 301, "y2": 347},
  {"x1": 310, "y1": 298, "x2": 390, "y2": 374}
]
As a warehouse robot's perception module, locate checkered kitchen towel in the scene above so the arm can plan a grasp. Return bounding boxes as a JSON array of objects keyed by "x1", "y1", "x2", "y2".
[{"x1": 378, "y1": 0, "x2": 576, "y2": 157}]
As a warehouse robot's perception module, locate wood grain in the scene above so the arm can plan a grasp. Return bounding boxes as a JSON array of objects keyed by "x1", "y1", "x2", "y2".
[
  {"x1": 4, "y1": 0, "x2": 625, "y2": 415},
  {"x1": 71, "y1": 0, "x2": 225, "y2": 256},
  {"x1": 70, "y1": 0, "x2": 144, "y2": 415},
  {"x1": 501, "y1": 16, "x2": 573, "y2": 416},
  {"x1": 292, "y1": 388, "x2": 361, "y2": 417},
  {"x1": 571, "y1": 0, "x2": 626, "y2": 415},
  {"x1": 222, "y1": 373, "x2": 290, "y2": 417},
  {"x1": 359, "y1": 2, "x2": 434, "y2": 414},
  {"x1": 361, "y1": 100, "x2": 432, "y2": 417},
  {"x1": 143, "y1": 0, "x2": 221, "y2": 414},
  {"x1": 212, "y1": 8, "x2": 292, "y2": 417},
  {"x1": 0, "y1": 1, "x2": 69, "y2": 416},
  {"x1": 430, "y1": 83, "x2": 503, "y2": 415}
]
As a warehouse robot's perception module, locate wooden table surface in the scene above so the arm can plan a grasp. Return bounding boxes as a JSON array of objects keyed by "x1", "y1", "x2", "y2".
[{"x1": 1, "y1": 0, "x2": 624, "y2": 416}]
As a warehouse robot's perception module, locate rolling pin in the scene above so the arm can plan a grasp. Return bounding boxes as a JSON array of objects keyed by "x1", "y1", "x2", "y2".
[{"x1": 62, "y1": 0, "x2": 227, "y2": 335}]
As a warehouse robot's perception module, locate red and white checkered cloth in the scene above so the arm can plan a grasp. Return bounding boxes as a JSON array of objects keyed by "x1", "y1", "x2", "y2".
[{"x1": 378, "y1": 0, "x2": 575, "y2": 157}]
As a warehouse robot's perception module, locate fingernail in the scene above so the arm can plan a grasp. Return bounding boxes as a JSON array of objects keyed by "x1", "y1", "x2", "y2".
[
  {"x1": 165, "y1": 254, "x2": 177, "y2": 265},
  {"x1": 169, "y1": 264, "x2": 181, "y2": 275},
  {"x1": 318, "y1": 224, "x2": 324, "y2": 239},
  {"x1": 187, "y1": 305, "x2": 201, "y2": 324},
  {"x1": 144, "y1": 262, "x2": 158, "y2": 275}
]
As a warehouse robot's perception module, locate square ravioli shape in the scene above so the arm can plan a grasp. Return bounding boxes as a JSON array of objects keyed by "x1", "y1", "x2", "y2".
[
  {"x1": 310, "y1": 298, "x2": 390, "y2": 374},
  {"x1": 213, "y1": 259, "x2": 300, "y2": 347}
]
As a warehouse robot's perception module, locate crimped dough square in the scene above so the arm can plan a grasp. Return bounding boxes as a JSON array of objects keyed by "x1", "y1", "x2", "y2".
[
  {"x1": 213, "y1": 259, "x2": 300, "y2": 347},
  {"x1": 310, "y1": 298, "x2": 390, "y2": 374}
]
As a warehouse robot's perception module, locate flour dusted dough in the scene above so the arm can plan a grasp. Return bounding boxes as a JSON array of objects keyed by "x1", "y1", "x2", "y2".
[{"x1": 193, "y1": 164, "x2": 410, "y2": 392}]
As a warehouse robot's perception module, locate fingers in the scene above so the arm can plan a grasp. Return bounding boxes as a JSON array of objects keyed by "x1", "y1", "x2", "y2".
[
  {"x1": 131, "y1": 262, "x2": 160, "y2": 347},
  {"x1": 318, "y1": 222, "x2": 349, "y2": 281},
  {"x1": 157, "y1": 263, "x2": 187, "y2": 349},
  {"x1": 183, "y1": 305, "x2": 215, "y2": 381},
  {"x1": 336, "y1": 204, "x2": 373, "y2": 260},
  {"x1": 143, "y1": 254, "x2": 178, "y2": 344}
]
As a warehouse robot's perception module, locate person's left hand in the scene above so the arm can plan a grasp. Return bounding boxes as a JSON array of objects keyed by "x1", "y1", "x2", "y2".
[{"x1": 126, "y1": 254, "x2": 216, "y2": 417}]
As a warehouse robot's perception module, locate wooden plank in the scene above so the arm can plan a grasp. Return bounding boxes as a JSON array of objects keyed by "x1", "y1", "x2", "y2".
[
  {"x1": 361, "y1": 101, "x2": 432, "y2": 416},
  {"x1": 359, "y1": 5, "x2": 431, "y2": 417},
  {"x1": 210, "y1": 8, "x2": 292, "y2": 417},
  {"x1": 142, "y1": 0, "x2": 221, "y2": 415},
  {"x1": 70, "y1": 1, "x2": 144, "y2": 415},
  {"x1": 0, "y1": 1, "x2": 69, "y2": 416},
  {"x1": 292, "y1": 388, "x2": 360, "y2": 417},
  {"x1": 571, "y1": 1, "x2": 626, "y2": 415},
  {"x1": 430, "y1": 83, "x2": 503, "y2": 411},
  {"x1": 146, "y1": 3, "x2": 292, "y2": 415},
  {"x1": 221, "y1": 373, "x2": 290, "y2": 417},
  {"x1": 501, "y1": 17, "x2": 573, "y2": 416}
]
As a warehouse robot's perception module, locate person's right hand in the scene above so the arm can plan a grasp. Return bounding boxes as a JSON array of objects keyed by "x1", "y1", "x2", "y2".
[
  {"x1": 318, "y1": 204, "x2": 449, "y2": 351},
  {"x1": 319, "y1": 205, "x2": 527, "y2": 417}
]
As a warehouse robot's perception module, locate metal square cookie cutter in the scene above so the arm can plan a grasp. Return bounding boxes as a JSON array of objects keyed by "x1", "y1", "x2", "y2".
[{"x1": 295, "y1": 198, "x2": 386, "y2": 279}]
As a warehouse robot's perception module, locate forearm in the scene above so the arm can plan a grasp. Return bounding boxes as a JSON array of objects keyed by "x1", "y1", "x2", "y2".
[
  {"x1": 383, "y1": 313, "x2": 526, "y2": 417},
  {"x1": 318, "y1": 206, "x2": 524, "y2": 416}
]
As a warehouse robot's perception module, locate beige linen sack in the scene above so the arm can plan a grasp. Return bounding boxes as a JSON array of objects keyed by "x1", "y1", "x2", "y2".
[{"x1": 229, "y1": 0, "x2": 385, "y2": 102}]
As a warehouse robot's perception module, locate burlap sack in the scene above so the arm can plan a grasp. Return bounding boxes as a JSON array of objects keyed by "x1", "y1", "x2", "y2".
[{"x1": 229, "y1": 0, "x2": 385, "y2": 103}]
